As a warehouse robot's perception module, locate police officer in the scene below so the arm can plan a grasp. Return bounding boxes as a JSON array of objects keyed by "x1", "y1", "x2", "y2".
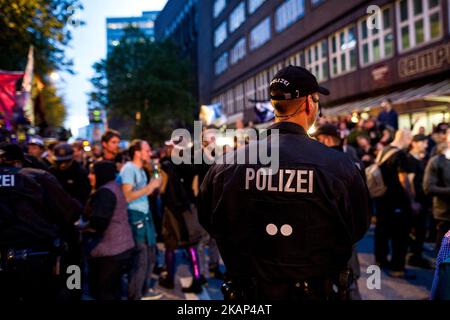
[
  {"x1": 198, "y1": 66, "x2": 370, "y2": 301},
  {"x1": 0, "y1": 143, "x2": 82, "y2": 301}
]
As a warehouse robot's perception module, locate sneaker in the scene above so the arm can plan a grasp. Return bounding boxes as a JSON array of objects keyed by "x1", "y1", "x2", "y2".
[
  {"x1": 141, "y1": 288, "x2": 163, "y2": 300},
  {"x1": 159, "y1": 277, "x2": 175, "y2": 290},
  {"x1": 182, "y1": 279, "x2": 203, "y2": 294}
]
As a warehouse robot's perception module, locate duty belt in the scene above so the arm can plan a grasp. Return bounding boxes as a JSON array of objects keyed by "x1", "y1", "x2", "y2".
[{"x1": 222, "y1": 270, "x2": 353, "y2": 301}]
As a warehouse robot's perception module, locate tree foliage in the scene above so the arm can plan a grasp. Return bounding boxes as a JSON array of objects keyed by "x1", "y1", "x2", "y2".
[
  {"x1": 89, "y1": 28, "x2": 197, "y2": 144},
  {"x1": 0, "y1": 0, "x2": 82, "y2": 129}
]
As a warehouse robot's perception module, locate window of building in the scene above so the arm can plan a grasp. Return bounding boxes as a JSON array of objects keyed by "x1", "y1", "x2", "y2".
[
  {"x1": 284, "y1": 52, "x2": 302, "y2": 66},
  {"x1": 396, "y1": 0, "x2": 442, "y2": 52},
  {"x1": 275, "y1": 0, "x2": 305, "y2": 32},
  {"x1": 214, "y1": 21, "x2": 228, "y2": 47},
  {"x1": 329, "y1": 25, "x2": 357, "y2": 78},
  {"x1": 234, "y1": 84, "x2": 245, "y2": 112},
  {"x1": 245, "y1": 77, "x2": 256, "y2": 109},
  {"x1": 250, "y1": 17, "x2": 271, "y2": 50},
  {"x1": 214, "y1": 0, "x2": 226, "y2": 18},
  {"x1": 226, "y1": 89, "x2": 235, "y2": 114},
  {"x1": 230, "y1": 38, "x2": 247, "y2": 65},
  {"x1": 359, "y1": 6, "x2": 394, "y2": 66},
  {"x1": 305, "y1": 39, "x2": 329, "y2": 82},
  {"x1": 311, "y1": 0, "x2": 325, "y2": 6},
  {"x1": 255, "y1": 70, "x2": 268, "y2": 100},
  {"x1": 248, "y1": 0, "x2": 267, "y2": 14},
  {"x1": 229, "y1": 2, "x2": 245, "y2": 33},
  {"x1": 215, "y1": 52, "x2": 229, "y2": 75},
  {"x1": 269, "y1": 63, "x2": 284, "y2": 80}
]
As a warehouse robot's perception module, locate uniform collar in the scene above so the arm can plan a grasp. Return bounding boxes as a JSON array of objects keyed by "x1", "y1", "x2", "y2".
[{"x1": 267, "y1": 121, "x2": 308, "y2": 136}]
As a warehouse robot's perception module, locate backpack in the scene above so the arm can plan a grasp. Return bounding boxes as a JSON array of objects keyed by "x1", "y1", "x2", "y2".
[{"x1": 365, "y1": 147, "x2": 400, "y2": 198}]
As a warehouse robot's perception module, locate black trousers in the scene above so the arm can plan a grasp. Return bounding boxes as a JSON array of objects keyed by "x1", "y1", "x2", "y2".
[
  {"x1": 410, "y1": 208, "x2": 428, "y2": 258},
  {"x1": 436, "y1": 220, "x2": 450, "y2": 255},
  {"x1": 88, "y1": 250, "x2": 133, "y2": 300},
  {"x1": 0, "y1": 254, "x2": 57, "y2": 301},
  {"x1": 375, "y1": 201, "x2": 411, "y2": 271}
]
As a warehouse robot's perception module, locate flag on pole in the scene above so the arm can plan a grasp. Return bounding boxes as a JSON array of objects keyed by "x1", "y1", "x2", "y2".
[
  {"x1": 17, "y1": 46, "x2": 35, "y2": 125},
  {"x1": 254, "y1": 101, "x2": 275, "y2": 123},
  {"x1": 0, "y1": 70, "x2": 24, "y2": 123}
]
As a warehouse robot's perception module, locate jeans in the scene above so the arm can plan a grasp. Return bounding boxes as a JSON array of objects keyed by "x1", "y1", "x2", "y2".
[{"x1": 128, "y1": 243, "x2": 156, "y2": 300}]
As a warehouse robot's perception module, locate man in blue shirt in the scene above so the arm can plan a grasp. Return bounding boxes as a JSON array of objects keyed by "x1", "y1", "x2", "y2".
[
  {"x1": 377, "y1": 98, "x2": 399, "y2": 131},
  {"x1": 120, "y1": 139, "x2": 161, "y2": 300}
]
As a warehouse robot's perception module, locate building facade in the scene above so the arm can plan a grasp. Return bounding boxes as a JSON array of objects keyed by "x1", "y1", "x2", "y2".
[
  {"x1": 201, "y1": 0, "x2": 449, "y2": 131},
  {"x1": 106, "y1": 11, "x2": 159, "y2": 55},
  {"x1": 155, "y1": 0, "x2": 200, "y2": 102}
]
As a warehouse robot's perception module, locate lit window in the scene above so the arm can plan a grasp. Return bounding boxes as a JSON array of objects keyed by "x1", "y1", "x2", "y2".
[
  {"x1": 248, "y1": 0, "x2": 266, "y2": 14},
  {"x1": 230, "y1": 38, "x2": 246, "y2": 65},
  {"x1": 215, "y1": 52, "x2": 229, "y2": 75},
  {"x1": 269, "y1": 63, "x2": 284, "y2": 80},
  {"x1": 359, "y1": 6, "x2": 394, "y2": 66},
  {"x1": 229, "y1": 2, "x2": 245, "y2": 33},
  {"x1": 244, "y1": 77, "x2": 256, "y2": 109},
  {"x1": 250, "y1": 17, "x2": 271, "y2": 50},
  {"x1": 396, "y1": 0, "x2": 442, "y2": 52},
  {"x1": 234, "y1": 84, "x2": 245, "y2": 112},
  {"x1": 285, "y1": 52, "x2": 302, "y2": 66},
  {"x1": 275, "y1": 0, "x2": 305, "y2": 32},
  {"x1": 214, "y1": 0, "x2": 226, "y2": 18},
  {"x1": 329, "y1": 25, "x2": 357, "y2": 78},
  {"x1": 226, "y1": 89, "x2": 234, "y2": 114},
  {"x1": 255, "y1": 70, "x2": 268, "y2": 100},
  {"x1": 214, "y1": 22, "x2": 228, "y2": 47},
  {"x1": 305, "y1": 39, "x2": 329, "y2": 82},
  {"x1": 311, "y1": 0, "x2": 325, "y2": 6}
]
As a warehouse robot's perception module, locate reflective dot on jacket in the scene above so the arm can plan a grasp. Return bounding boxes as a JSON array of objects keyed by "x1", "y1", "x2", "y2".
[
  {"x1": 266, "y1": 224, "x2": 278, "y2": 236},
  {"x1": 280, "y1": 224, "x2": 293, "y2": 237}
]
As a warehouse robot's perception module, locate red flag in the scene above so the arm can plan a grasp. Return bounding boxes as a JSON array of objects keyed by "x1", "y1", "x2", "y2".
[{"x1": 0, "y1": 70, "x2": 24, "y2": 119}]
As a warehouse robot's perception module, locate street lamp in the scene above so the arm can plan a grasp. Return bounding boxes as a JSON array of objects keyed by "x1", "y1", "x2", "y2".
[{"x1": 49, "y1": 72, "x2": 60, "y2": 81}]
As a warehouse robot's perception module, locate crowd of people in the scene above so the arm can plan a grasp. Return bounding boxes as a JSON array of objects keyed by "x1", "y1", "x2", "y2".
[
  {"x1": 1, "y1": 97, "x2": 449, "y2": 300},
  {"x1": 313, "y1": 99, "x2": 450, "y2": 298},
  {"x1": 0, "y1": 128, "x2": 224, "y2": 301}
]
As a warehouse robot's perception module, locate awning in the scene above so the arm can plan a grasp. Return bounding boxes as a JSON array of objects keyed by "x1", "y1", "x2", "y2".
[{"x1": 322, "y1": 79, "x2": 450, "y2": 116}]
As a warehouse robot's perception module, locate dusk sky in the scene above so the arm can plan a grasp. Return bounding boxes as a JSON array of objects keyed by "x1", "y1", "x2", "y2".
[{"x1": 61, "y1": 0, "x2": 168, "y2": 136}]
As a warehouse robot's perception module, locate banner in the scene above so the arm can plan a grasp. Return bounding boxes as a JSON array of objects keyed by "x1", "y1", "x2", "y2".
[
  {"x1": 0, "y1": 70, "x2": 24, "y2": 121},
  {"x1": 254, "y1": 101, "x2": 275, "y2": 123},
  {"x1": 19, "y1": 46, "x2": 35, "y2": 125}
]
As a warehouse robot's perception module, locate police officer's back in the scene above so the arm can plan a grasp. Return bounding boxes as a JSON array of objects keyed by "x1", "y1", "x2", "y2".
[
  {"x1": 0, "y1": 143, "x2": 82, "y2": 301},
  {"x1": 199, "y1": 66, "x2": 370, "y2": 300}
]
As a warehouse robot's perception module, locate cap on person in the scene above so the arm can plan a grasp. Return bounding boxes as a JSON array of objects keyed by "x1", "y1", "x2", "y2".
[
  {"x1": 0, "y1": 143, "x2": 30, "y2": 163},
  {"x1": 412, "y1": 134, "x2": 428, "y2": 142},
  {"x1": 269, "y1": 65, "x2": 330, "y2": 101},
  {"x1": 314, "y1": 124, "x2": 340, "y2": 139},
  {"x1": 28, "y1": 136, "x2": 45, "y2": 148},
  {"x1": 53, "y1": 143, "x2": 74, "y2": 162}
]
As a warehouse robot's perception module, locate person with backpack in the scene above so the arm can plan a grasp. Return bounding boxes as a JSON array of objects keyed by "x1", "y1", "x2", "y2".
[
  {"x1": 423, "y1": 129, "x2": 450, "y2": 252},
  {"x1": 370, "y1": 129, "x2": 416, "y2": 279}
]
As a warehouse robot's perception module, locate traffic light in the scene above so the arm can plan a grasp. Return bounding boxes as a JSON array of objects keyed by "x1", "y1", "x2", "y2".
[{"x1": 89, "y1": 108, "x2": 103, "y2": 123}]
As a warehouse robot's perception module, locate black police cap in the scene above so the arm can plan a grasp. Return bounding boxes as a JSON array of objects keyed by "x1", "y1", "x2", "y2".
[
  {"x1": 0, "y1": 143, "x2": 30, "y2": 163},
  {"x1": 270, "y1": 65, "x2": 330, "y2": 101}
]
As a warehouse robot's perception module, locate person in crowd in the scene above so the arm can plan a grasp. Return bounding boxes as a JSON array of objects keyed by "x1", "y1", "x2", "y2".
[
  {"x1": 119, "y1": 139, "x2": 162, "y2": 300},
  {"x1": 356, "y1": 134, "x2": 376, "y2": 168},
  {"x1": 41, "y1": 138, "x2": 58, "y2": 168},
  {"x1": 375, "y1": 128, "x2": 416, "y2": 279},
  {"x1": 429, "y1": 123, "x2": 449, "y2": 158},
  {"x1": 26, "y1": 136, "x2": 49, "y2": 170},
  {"x1": 49, "y1": 142, "x2": 91, "y2": 206},
  {"x1": 158, "y1": 141, "x2": 206, "y2": 294},
  {"x1": 101, "y1": 129, "x2": 121, "y2": 162},
  {"x1": 406, "y1": 134, "x2": 432, "y2": 268},
  {"x1": 82, "y1": 161, "x2": 135, "y2": 300},
  {"x1": 72, "y1": 141, "x2": 88, "y2": 171},
  {"x1": 423, "y1": 129, "x2": 450, "y2": 252},
  {"x1": 0, "y1": 143, "x2": 82, "y2": 301},
  {"x1": 431, "y1": 230, "x2": 450, "y2": 300},
  {"x1": 377, "y1": 98, "x2": 398, "y2": 131}
]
